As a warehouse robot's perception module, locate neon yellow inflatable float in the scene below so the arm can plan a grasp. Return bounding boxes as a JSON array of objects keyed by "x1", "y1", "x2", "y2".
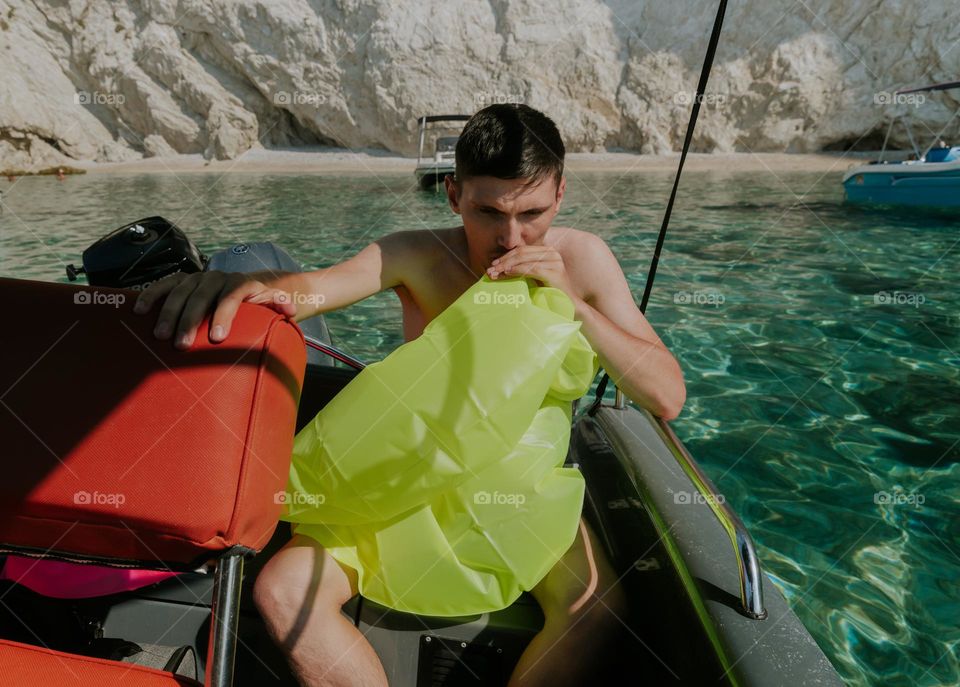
[{"x1": 280, "y1": 274, "x2": 599, "y2": 616}]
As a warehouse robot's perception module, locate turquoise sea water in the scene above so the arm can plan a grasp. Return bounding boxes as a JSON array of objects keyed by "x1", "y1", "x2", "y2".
[{"x1": 1, "y1": 168, "x2": 957, "y2": 686}]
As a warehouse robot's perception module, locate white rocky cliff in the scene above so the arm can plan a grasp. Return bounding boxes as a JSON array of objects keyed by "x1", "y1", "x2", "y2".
[{"x1": 0, "y1": 0, "x2": 958, "y2": 169}]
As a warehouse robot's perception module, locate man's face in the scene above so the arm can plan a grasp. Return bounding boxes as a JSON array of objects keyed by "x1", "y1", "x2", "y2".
[{"x1": 445, "y1": 174, "x2": 566, "y2": 270}]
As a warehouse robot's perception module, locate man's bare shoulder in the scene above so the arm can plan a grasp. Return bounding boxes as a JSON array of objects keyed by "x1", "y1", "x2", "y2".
[
  {"x1": 380, "y1": 227, "x2": 462, "y2": 254},
  {"x1": 375, "y1": 227, "x2": 464, "y2": 285},
  {"x1": 549, "y1": 227, "x2": 615, "y2": 297},
  {"x1": 548, "y1": 226, "x2": 600, "y2": 253}
]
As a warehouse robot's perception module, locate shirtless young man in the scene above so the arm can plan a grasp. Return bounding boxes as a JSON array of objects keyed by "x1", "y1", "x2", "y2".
[{"x1": 134, "y1": 104, "x2": 686, "y2": 686}]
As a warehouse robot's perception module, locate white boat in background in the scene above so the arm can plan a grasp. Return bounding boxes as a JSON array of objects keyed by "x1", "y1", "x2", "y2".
[
  {"x1": 414, "y1": 114, "x2": 469, "y2": 190},
  {"x1": 842, "y1": 80, "x2": 960, "y2": 207}
]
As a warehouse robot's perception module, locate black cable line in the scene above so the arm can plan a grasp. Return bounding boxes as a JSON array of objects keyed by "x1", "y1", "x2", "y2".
[{"x1": 589, "y1": 0, "x2": 729, "y2": 416}]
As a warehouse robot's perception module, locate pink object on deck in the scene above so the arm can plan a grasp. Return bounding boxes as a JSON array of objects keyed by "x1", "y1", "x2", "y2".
[{"x1": 0, "y1": 556, "x2": 179, "y2": 598}]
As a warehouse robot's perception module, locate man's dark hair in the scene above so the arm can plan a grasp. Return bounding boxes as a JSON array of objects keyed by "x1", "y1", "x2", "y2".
[{"x1": 455, "y1": 104, "x2": 564, "y2": 186}]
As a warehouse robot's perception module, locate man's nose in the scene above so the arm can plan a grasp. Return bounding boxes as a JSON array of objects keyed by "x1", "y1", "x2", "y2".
[{"x1": 499, "y1": 219, "x2": 524, "y2": 250}]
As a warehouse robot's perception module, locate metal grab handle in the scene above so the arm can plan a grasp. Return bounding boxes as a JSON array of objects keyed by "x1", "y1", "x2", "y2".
[
  {"x1": 656, "y1": 415, "x2": 768, "y2": 619},
  {"x1": 304, "y1": 335, "x2": 366, "y2": 370},
  {"x1": 612, "y1": 387, "x2": 767, "y2": 619}
]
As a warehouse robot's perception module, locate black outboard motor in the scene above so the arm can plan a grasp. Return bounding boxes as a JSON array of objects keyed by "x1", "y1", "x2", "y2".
[
  {"x1": 65, "y1": 216, "x2": 206, "y2": 290},
  {"x1": 66, "y1": 223, "x2": 342, "y2": 369}
]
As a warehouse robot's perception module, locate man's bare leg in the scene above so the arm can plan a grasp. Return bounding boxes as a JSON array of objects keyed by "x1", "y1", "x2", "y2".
[
  {"x1": 253, "y1": 533, "x2": 388, "y2": 687},
  {"x1": 507, "y1": 518, "x2": 629, "y2": 686}
]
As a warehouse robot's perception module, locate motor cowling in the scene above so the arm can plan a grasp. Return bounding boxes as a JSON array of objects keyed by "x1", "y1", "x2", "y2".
[{"x1": 65, "y1": 216, "x2": 206, "y2": 290}]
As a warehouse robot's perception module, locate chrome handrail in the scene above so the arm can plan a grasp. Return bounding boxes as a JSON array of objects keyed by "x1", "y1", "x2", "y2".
[
  {"x1": 610, "y1": 387, "x2": 767, "y2": 619},
  {"x1": 655, "y1": 417, "x2": 767, "y2": 619},
  {"x1": 303, "y1": 335, "x2": 366, "y2": 370}
]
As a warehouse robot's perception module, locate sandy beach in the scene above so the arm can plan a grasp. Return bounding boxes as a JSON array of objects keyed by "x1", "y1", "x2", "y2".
[{"x1": 69, "y1": 147, "x2": 868, "y2": 176}]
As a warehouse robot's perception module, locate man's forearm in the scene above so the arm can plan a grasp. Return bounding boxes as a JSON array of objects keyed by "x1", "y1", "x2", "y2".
[{"x1": 571, "y1": 296, "x2": 686, "y2": 420}]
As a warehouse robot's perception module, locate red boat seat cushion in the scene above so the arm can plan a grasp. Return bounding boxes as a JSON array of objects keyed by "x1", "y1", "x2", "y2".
[
  {"x1": 0, "y1": 638, "x2": 202, "y2": 685},
  {"x1": 0, "y1": 277, "x2": 307, "y2": 568}
]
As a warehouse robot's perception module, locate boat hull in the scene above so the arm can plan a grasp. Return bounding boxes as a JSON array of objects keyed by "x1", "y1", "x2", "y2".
[
  {"x1": 0, "y1": 241, "x2": 844, "y2": 686},
  {"x1": 414, "y1": 163, "x2": 455, "y2": 190},
  {"x1": 842, "y1": 161, "x2": 960, "y2": 206}
]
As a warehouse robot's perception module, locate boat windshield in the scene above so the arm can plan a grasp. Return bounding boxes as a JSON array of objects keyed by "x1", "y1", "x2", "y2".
[
  {"x1": 436, "y1": 136, "x2": 458, "y2": 153},
  {"x1": 877, "y1": 81, "x2": 960, "y2": 162}
]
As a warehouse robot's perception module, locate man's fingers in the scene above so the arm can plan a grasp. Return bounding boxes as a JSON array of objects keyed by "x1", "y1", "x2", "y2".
[
  {"x1": 492, "y1": 248, "x2": 558, "y2": 271},
  {"x1": 208, "y1": 280, "x2": 269, "y2": 342},
  {"x1": 232, "y1": 284, "x2": 297, "y2": 317},
  {"x1": 266, "y1": 289, "x2": 298, "y2": 318},
  {"x1": 153, "y1": 274, "x2": 204, "y2": 340},
  {"x1": 492, "y1": 253, "x2": 561, "y2": 278},
  {"x1": 173, "y1": 275, "x2": 231, "y2": 348},
  {"x1": 209, "y1": 285, "x2": 296, "y2": 343},
  {"x1": 133, "y1": 273, "x2": 188, "y2": 314},
  {"x1": 243, "y1": 288, "x2": 299, "y2": 318},
  {"x1": 144, "y1": 271, "x2": 298, "y2": 348},
  {"x1": 502, "y1": 255, "x2": 559, "y2": 270},
  {"x1": 493, "y1": 246, "x2": 552, "y2": 265}
]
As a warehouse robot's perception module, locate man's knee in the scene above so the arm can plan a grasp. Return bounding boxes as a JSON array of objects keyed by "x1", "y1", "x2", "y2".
[
  {"x1": 253, "y1": 563, "x2": 299, "y2": 626},
  {"x1": 541, "y1": 578, "x2": 628, "y2": 635},
  {"x1": 252, "y1": 542, "x2": 353, "y2": 624},
  {"x1": 536, "y1": 522, "x2": 628, "y2": 631}
]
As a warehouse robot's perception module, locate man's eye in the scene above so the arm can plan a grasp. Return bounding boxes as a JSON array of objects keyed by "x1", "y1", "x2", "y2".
[{"x1": 524, "y1": 210, "x2": 545, "y2": 216}]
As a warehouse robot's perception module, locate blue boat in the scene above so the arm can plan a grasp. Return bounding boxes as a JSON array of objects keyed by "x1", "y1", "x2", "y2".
[{"x1": 843, "y1": 80, "x2": 960, "y2": 207}]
